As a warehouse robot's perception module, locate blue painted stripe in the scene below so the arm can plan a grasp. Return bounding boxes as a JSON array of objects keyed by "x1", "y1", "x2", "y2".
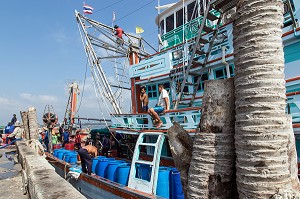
[{"x1": 284, "y1": 41, "x2": 300, "y2": 63}]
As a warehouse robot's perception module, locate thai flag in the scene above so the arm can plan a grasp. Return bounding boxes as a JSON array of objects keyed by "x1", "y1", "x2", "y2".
[{"x1": 83, "y1": 4, "x2": 93, "y2": 14}]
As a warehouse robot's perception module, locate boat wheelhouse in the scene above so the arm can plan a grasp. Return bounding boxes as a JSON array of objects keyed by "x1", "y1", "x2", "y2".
[
  {"x1": 47, "y1": 1, "x2": 300, "y2": 198},
  {"x1": 112, "y1": 0, "x2": 300, "y2": 175}
]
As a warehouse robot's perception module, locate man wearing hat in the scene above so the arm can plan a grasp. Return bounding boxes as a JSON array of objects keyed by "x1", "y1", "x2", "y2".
[{"x1": 6, "y1": 121, "x2": 23, "y2": 144}]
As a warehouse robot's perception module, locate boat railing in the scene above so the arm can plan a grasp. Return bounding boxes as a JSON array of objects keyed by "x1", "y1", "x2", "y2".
[{"x1": 110, "y1": 107, "x2": 201, "y2": 131}]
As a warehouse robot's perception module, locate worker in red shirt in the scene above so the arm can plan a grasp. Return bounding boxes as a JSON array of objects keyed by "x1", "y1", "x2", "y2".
[
  {"x1": 114, "y1": 25, "x2": 124, "y2": 45},
  {"x1": 75, "y1": 129, "x2": 81, "y2": 149}
]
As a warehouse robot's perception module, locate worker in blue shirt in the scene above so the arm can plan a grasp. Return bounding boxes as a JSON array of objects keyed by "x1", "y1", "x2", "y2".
[
  {"x1": 62, "y1": 129, "x2": 70, "y2": 148},
  {"x1": 4, "y1": 122, "x2": 11, "y2": 134},
  {"x1": 9, "y1": 123, "x2": 15, "y2": 134},
  {"x1": 43, "y1": 127, "x2": 49, "y2": 152}
]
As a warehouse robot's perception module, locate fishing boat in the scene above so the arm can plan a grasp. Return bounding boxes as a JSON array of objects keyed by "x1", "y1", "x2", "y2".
[{"x1": 47, "y1": 0, "x2": 300, "y2": 198}]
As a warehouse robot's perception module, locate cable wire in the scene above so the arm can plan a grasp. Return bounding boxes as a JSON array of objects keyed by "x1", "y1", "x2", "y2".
[
  {"x1": 94, "y1": 0, "x2": 125, "y2": 13},
  {"x1": 76, "y1": 60, "x2": 88, "y2": 114},
  {"x1": 114, "y1": 0, "x2": 156, "y2": 22}
]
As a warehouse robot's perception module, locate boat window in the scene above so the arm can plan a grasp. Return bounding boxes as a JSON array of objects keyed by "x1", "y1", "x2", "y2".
[
  {"x1": 166, "y1": 14, "x2": 174, "y2": 33},
  {"x1": 193, "y1": 73, "x2": 209, "y2": 91},
  {"x1": 160, "y1": 19, "x2": 165, "y2": 35},
  {"x1": 287, "y1": 103, "x2": 300, "y2": 114},
  {"x1": 147, "y1": 84, "x2": 158, "y2": 98},
  {"x1": 176, "y1": 8, "x2": 184, "y2": 28},
  {"x1": 187, "y1": 1, "x2": 198, "y2": 21},
  {"x1": 214, "y1": 65, "x2": 234, "y2": 79},
  {"x1": 177, "y1": 79, "x2": 189, "y2": 93}
]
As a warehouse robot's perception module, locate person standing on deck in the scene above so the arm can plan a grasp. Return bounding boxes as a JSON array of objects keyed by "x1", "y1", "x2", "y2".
[
  {"x1": 6, "y1": 121, "x2": 23, "y2": 144},
  {"x1": 102, "y1": 135, "x2": 110, "y2": 157},
  {"x1": 114, "y1": 25, "x2": 124, "y2": 45},
  {"x1": 77, "y1": 145, "x2": 98, "y2": 175},
  {"x1": 62, "y1": 129, "x2": 70, "y2": 148},
  {"x1": 140, "y1": 86, "x2": 149, "y2": 113},
  {"x1": 11, "y1": 114, "x2": 17, "y2": 125},
  {"x1": 75, "y1": 129, "x2": 81, "y2": 149},
  {"x1": 148, "y1": 84, "x2": 170, "y2": 128}
]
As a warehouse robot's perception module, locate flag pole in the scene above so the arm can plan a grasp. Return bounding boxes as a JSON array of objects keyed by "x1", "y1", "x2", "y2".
[{"x1": 83, "y1": 2, "x2": 85, "y2": 17}]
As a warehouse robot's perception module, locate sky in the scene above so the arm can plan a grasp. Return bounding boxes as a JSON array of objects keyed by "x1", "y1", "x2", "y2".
[{"x1": 0, "y1": 0, "x2": 175, "y2": 126}]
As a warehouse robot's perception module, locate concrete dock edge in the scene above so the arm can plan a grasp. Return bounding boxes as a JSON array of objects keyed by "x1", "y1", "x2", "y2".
[{"x1": 16, "y1": 140, "x2": 86, "y2": 199}]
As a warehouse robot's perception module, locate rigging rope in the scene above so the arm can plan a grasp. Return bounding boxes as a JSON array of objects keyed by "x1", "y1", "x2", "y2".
[{"x1": 76, "y1": 60, "x2": 88, "y2": 114}]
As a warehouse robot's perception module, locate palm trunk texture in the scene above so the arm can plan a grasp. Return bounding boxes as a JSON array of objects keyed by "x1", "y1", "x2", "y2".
[{"x1": 233, "y1": 0, "x2": 299, "y2": 198}]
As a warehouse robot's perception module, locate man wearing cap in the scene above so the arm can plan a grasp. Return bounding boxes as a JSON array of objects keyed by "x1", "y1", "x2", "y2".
[{"x1": 6, "y1": 121, "x2": 23, "y2": 144}]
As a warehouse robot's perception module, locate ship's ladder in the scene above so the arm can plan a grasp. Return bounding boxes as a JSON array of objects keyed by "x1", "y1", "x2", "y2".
[
  {"x1": 128, "y1": 132, "x2": 165, "y2": 195},
  {"x1": 173, "y1": 0, "x2": 236, "y2": 109},
  {"x1": 284, "y1": 0, "x2": 299, "y2": 30}
]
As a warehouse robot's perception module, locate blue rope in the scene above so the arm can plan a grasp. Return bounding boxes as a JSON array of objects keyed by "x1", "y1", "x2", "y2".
[{"x1": 0, "y1": 138, "x2": 22, "y2": 149}]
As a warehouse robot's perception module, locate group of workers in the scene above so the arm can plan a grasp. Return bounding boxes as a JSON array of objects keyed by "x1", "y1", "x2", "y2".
[
  {"x1": 3, "y1": 114, "x2": 23, "y2": 144},
  {"x1": 140, "y1": 84, "x2": 170, "y2": 128}
]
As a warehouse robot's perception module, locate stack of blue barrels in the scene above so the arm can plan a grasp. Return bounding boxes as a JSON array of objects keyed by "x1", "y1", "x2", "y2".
[
  {"x1": 53, "y1": 148, "x2": 78, "y2": 164},
  {"x1": 61, "y1": 153, "x2": 185, "y2": 199},
  {"x1": 91, "y1": 156, "x2": 131, "y2": 186},
  {"x1": 134, "y1": 164, "x2": 184, "y2": 199}
]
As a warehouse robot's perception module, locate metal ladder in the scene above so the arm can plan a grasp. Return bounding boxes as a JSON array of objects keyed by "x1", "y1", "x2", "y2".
[
  {"x1": 285, "y1": 0, "x2": 299, "y2": 30},
  {"x1": 128, "y1": 132, "x2": 165, "y2": 195},
  {"x1": 173, "y1": 0, "x2": 236, "y2": 109}
]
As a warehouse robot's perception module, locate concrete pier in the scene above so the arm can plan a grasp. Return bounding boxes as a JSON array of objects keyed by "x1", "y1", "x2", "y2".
[{"x1": 14, "y1": 141, "x2": 85, "y2": 199}]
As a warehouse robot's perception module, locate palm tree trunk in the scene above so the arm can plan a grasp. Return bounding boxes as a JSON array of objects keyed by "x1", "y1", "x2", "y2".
[
  {"x1": 233, "y1": 0, "x2": 299, "y2": 198},
  {"x1": 187, "y1": 78, "x2": 236, "y2": 198}
]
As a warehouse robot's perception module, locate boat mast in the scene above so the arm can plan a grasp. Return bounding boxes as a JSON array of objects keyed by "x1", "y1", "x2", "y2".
[{"x1": 75, "y1": 11, "x2": 122, "y2": 115}]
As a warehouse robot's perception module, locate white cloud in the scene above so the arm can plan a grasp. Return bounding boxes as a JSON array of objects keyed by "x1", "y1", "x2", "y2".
[
  {"x1": 0, "y1": 97, "x2": 14, "y2": 106},
  {"x1": 20, "y1": 93, "x2": 58, "y2": 103}
]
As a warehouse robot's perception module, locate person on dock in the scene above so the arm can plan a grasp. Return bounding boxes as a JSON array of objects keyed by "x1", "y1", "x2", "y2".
[
  {"x1": 6, "y1": 121, "x2": 23, "y2": 144},
  {"x1": 102, "y1": 135, "x2": 110, "y2": 157},
  {"x1": 11, "y1": 114, "x2": 17, "y2": 125},
  {"x1": 62, "y1": 129, "x2": 70, "y2": 148},
  {"x1": 148, "y1": 84, "x2": 170, "y2": 128},
  {"x1": 114, "y1": 25, "x2": 124, "y2": 45},
  {"x1": 4, "y1": 122, "x2": 11, "y2": 134},
  {"x1": 77, "y1": 145, "x2": 98, "y2": 175},
  {"x1": 140, "y1": 86, "x2": 149, "y2": 113}
]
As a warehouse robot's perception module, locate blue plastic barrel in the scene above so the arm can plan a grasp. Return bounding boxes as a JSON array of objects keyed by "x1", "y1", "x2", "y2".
[
  {"x1": 69, "y1": 155, "x2": 77, "y2": 164},
  {"x1": 92, "y1": 158, "x2": 99, "y2": 173},
  {"x1": 106, "y1": 161, "x2": 126, "y2": 181},
  {"x1": 156, "y1": 167, "x2": 170, "y2": 198},
  {"x1": 137, "y1": 164, "x2": 151, "y2": 181},
  {"x1": 116, "y1": 163, "x2": 131, "y2": 185},
  {"x1": 57, "y1": 151, "x2": 65, "y2": 160},
  {"x1": 64, "y1": 154, "x2": 71, "y2": 162},
  {"x1": 53, "y1": 149, "x2": 60, "y2": 157},
  {"x1": 96, "y1": 158, "x2": 115, "y2": 177},
  {"x1": 94, "y1": 156, "x2": 106, "y2": 174},
  {"x1": 170, "y1": 168, "x2": 184, "y2": 199}
]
